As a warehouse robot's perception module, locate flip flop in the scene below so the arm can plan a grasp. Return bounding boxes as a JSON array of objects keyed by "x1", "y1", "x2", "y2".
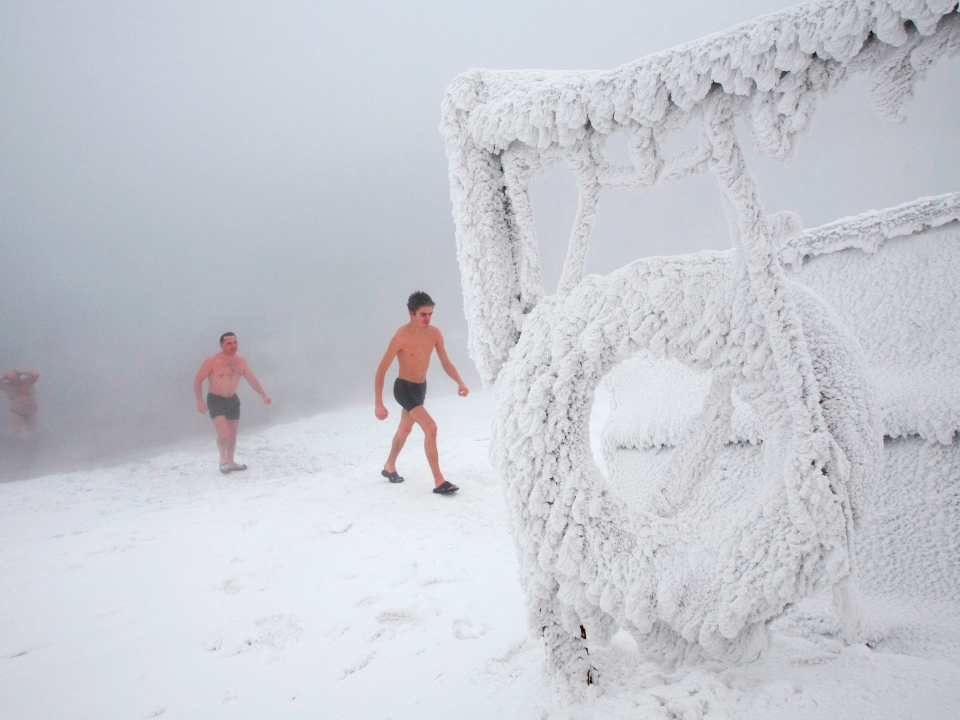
[
  {"x1": 219, "y1": 464, "x2": 232, "y2": 474},
  {"x1": 381, "y1": 470, "x2": 404, "y2": 483},
  {"x1": 231, "y1": 464, "x2": 248, "y2": 472},
  {"x1": 432, "y1": 481, "x2": 458, "y2": 494}
]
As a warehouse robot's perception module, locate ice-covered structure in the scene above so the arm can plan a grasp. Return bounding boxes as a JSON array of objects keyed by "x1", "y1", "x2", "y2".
[{"x1": 441, "y1": 0, "x2": 960, "y2": 693}]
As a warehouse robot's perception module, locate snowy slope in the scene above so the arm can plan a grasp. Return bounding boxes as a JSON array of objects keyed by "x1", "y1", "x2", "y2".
[
  {"x1": 2, "y1": 393, "x2": 960, "y2": 719},
  {"x1": 0, "y1": 395, "x2": 545, "y2": 719}
]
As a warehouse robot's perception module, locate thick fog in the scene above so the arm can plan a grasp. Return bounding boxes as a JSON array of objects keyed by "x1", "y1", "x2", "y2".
[{"x1": 1, "y1": 0, "x2": 958, "y2": 480}]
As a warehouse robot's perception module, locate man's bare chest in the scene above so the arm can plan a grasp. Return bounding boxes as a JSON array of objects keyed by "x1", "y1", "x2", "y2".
[
  {"x1": 398, "y1": 338, "x2": 435, "y2": 359},
  {"x1": 212, "y1": 358, "x2": 243, "y2": 378}
]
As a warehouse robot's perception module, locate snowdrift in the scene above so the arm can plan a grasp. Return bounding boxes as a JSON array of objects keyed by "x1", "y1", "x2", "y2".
[{"x1": 441, "y1": 0, "x2": 960, "y2": 695}]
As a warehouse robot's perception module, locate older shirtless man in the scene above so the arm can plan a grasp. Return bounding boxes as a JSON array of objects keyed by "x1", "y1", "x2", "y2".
[
  {"x1": 194, "y1": 332, "x2": 271, "y2": 474},
  {"x1": 375, "y1": 291, "x2": 468, "y2": 494},
  {"x1": 1, "y1": 369, "x2": 40, "y2": 437}
]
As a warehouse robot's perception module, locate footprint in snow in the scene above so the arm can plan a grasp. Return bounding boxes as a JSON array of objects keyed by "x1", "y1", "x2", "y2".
[
  {"x1": 218, "y1": 574, "x2": 265, "y2": 595},
  {"x1": 324, "y1": 621, "x2": 350, "y2": 639},
  {"x1": 452, "y1": 617, "x2": 491, "y2": 640},
  {"x1": 341, "y1": 650, "x2": 377, "y2": 679},
  {"x1": 376, "y1": 607, "x2": 421, "y2": 626},
  {"x1": 369, "y1": 626, "x2": 396, "y2": 642},
  {"x1": 370, "y1": 607, "x2": 421, "y2": 641},
  {"x1": 206, "y1": 613, "x2": 304, "y2": 664}
]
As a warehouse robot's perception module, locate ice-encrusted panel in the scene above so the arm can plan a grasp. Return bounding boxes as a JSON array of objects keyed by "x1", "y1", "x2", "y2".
[
  {"x1": 605, "y1": 206, "x2": 960, "y2": 601},
  {"x1": 858, "y1": 437, "x2": 960, "y2": 597},
  {"x1": 795, "y1": 219, "x2": 960, "y2": 444}
]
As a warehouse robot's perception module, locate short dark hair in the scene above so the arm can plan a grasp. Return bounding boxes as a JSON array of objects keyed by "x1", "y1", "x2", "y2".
[
  {"x1": 407, "y1": 291, "x2": 434, "y2": 313},
  {"x1": 220, "y1": 332, "x2": 236, "y2": 344}
]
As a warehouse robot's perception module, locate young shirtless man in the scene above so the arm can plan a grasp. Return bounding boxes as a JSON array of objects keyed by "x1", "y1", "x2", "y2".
[
  {"x1": 375, "y1": 291, "x2": 468, "y2": 494},
  {"x1": 194, "y1": 332, "x2": 271, "y2": 474},
  {"x1": 1, "y1": 369, "x2": 40, "y2": 437}
]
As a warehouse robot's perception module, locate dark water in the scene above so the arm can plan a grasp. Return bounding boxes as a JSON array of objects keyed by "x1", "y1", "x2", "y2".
[
  {"x1": 0, "y1": 434, "x2": 43, "y2": 482},
  {"x1": 0, "y1": 426, "x2": 209, "y2": 484}
]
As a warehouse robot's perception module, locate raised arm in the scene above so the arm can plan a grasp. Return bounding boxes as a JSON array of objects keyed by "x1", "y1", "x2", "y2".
[
  {"x1": 241, "y1": 362, "x2": 272, "y2": 405},
  {"x1": 194, "y1": 359, "x2": 212, "y2": 413},
  {"x1": 434, "y1": 330, "x2": 469, "y2": 397},
  {"x1": 20, "y1": 370, "x2": 39, "y2": 384},
  {"x1": 374, "y1": 334, "x2": 403, "y2": 420}
]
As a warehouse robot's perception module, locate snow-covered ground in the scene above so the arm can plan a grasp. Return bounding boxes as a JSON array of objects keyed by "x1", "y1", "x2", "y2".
[{"x1": 2, "y1": 391, "x2": 959, "y2": 719}]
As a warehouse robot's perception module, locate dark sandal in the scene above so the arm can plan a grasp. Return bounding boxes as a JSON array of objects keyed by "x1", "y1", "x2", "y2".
[
  {"x1": 381, "y1": 470, "x2": 404, "y2": 483},
  {"x1": 432, "y1": 481, "x2": 458, "y2": 494},
  {"x1": 231, "y1": 464, "x2": 247, "y2": 472}
]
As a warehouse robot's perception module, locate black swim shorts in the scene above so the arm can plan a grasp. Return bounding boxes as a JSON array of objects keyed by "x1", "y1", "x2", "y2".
[
  {"x1": 207, "y1": 393, "x2": 240, "y2": 420},
  {"x1": 393, "y1": 378, "x2": 426, "y2": 412}
]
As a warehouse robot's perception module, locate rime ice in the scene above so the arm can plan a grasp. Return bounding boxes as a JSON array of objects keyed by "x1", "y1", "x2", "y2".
[{"x1": 441, "y1": 0, "x2": 960, "y2": 695}]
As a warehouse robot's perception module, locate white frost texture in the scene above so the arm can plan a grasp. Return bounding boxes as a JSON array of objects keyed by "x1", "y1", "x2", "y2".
[{"x1": 440, "y1": 0, "x2": 960, "y2": 697}]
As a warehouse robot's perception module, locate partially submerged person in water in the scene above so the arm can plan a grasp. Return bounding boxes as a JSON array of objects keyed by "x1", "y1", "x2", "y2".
[
  {"x1": 194, "y1": 332, "x2": 271, "y2": 474},
  {"x1": 374, "y1": 291, "x2": 468, "y2": 494},
  {"x1": 1, "y1": 369, "x2": 40, "y2": 437}
]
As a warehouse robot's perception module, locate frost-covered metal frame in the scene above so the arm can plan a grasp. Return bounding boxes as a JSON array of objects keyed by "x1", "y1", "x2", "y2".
[{"x1": 441, "y1": 0, "x2": 959, "y2": 694}]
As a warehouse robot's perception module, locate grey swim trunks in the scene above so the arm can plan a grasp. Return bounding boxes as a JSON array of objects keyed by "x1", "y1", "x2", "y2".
[
  {"x1": 393, "y1": 378, "x2": 426, "y2": 412},
  {"x1": 207, "y1": 393, "x2": 240, "y2": 420}
]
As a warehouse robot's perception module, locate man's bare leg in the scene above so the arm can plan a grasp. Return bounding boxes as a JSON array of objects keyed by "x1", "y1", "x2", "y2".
[
  {"x1": 212, "y1": 416, "x2": 240, "y2": 467},
  {"x1": 384, "y1": 410, "x2": 415, "y2": 474},
  {"x1": 226, "y1": 419, "x2": 239, "y2": 466},
  {"x1": 212, "y1": 416, "x2": 230, "y2": 465},
  {"x1": 408, "y1": 406, "x2": 457, "y2": 490},
  {"x1": 9, "y1": 412, "x2": 23, "y2": 438}
]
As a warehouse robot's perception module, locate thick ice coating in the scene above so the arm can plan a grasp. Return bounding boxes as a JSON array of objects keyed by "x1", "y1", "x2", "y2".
[
  {"x1": 441, "y1": 0, "x2": 959, "y2": 695},
  {"x1": 606, "y1": 198, "x2": 960, "y2": 601}
]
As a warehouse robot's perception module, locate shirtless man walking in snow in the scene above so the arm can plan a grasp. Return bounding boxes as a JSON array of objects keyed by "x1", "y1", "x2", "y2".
[
  {"x1": 1, "y1": 369, "x2": 40, "y2": 437},
  {"x1": 375, "y1": 291, "x2": 468, "y2": 494},
  {"x1": 194, "y1": 332, "x2": 271, "y2": 474}
]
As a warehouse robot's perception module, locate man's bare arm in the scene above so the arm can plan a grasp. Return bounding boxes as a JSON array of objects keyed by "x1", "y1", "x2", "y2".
[
  {"x1": 434, "y1": 331, "x2": 469, "y2": 397},
  {"x1": 241, "y1": 363, "x2": 272, "y2": 404},
  {"x1": 194, "y1": 360, "x2": 212, "y2": 412},
  {"x1": 20, "y1": 371, "x2": 39, "y2": 384},
  {"x1": 374, "y1": 334, "x2": 403, "y2": 420}
]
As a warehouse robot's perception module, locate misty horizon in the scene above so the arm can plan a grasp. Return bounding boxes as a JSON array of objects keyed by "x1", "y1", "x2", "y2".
[{"x1": 2, "y1": 0, "x2": 957, "y2": 480}]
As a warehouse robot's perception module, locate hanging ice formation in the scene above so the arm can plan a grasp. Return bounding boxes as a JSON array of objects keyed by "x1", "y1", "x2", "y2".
[{"x1": 441, "y1": 0, "x2": 960, "y2": 692}]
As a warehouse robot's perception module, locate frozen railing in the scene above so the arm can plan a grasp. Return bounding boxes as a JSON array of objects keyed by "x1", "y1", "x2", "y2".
[{"x1": 441, "y1": 0, "x2": 959, "y2": 695}]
